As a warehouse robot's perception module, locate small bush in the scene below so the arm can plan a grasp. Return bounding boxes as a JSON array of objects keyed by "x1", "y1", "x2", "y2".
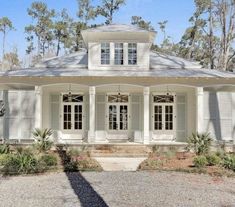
[
  {"x1": 77, "y1": 158, "x2": 102, "y2": 171},
  {"x1": 0, "y1": 154, "x2": 12, "y2": 166},
  {"x1": 64, "y1": 161, "x2": 78, "y2": 172},
  {"x1": 33, "y1": 128, "x2": 53, "y2": 152},
  {"x1": 222, "y1": 154, "x2": 235, "y2": 172},
  {"x1": 0, "y1": 144, "x2": 10, "y2": 154},
  {"x1": 138, "y1": 158, "x2": 164, "y2": 170},
  {"x1": 193, "y1": 156, "x2": 208, "y2": 168},
  {"x1": 187, "y1": 133, "x2": 212, "y2": 155},
  {"x1": 206, "y1": 154, "x2": 221, "y2": 166},
  {"x1": 39, "y1": 154, "x2": 57, "y2": 167}
]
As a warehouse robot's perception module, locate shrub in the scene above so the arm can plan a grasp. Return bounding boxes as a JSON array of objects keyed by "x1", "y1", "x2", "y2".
[
  {"x1": 187, "y1": 133, "x2": 212, "y2": 155},
  {"x1": 0, "y1": 154, "x2": 11, "y2": 166},
  {"x1": 39, "y1": 154, "x2": 57, "y2": 167},
  {"x1": 0, "y1": 144, "x2": 10, "y2": 154},
  {"x1": 193, "y1": 155, "x2": 208, "y2": 168},
  {"x1": 77, "y1": 158, "x2": 102, "y2": 171},
  {"x1": 222, "y1": 154, "x2": 235, "y2": 172},
  {"x1": 64, "y1": 161, "x2": 78, "y2": 172},
  {"x1": 33, "y1": 128, "x2": 53, "y2": 152},
  {"x1": 2, "y1": 154, "x2": 39, "y2": 175},
  {"x1": 67, "y1": 147, "x2": 90, "y2": 158},
  {"x1": 138, "y1": 158, "x2": 164, "y2": 170},
  {"x1": 1, "y1": 149, "x2": 46, "y2": 175},
  {"x1": 206, "y1": 154, "x2": 221, "y2": 166}
]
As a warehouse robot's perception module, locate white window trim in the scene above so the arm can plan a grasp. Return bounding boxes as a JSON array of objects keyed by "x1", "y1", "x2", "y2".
[
  {"x1": 60, "y1": 92, "x2": 85, "y2": 134},
  {"x1": 152, "y1": 93, "x2": 177, "y2": 136},
  {"x1": 105, "y1": 93, "x2": 130, "y2": 132}
]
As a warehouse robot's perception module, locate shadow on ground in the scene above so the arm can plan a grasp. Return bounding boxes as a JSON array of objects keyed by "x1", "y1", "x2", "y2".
[{"x1": 57, "y1": 147, "x2": 108, "y2": 207}]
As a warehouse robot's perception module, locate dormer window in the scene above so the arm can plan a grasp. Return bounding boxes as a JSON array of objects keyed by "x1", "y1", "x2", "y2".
[
  {"x1": 128, "y1": 43, "x2": 137, "y2": 65},
  {"x1": 114, "y1": 43, "x2": 124, "y2": 65},
  {"x1": 101, "y1": 43, "x2": 110, "y2": 65}
]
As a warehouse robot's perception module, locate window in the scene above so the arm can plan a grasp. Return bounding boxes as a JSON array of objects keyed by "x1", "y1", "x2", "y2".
[
  {"x1": 114, "y1": 43, "x2": 124, "y2": 65},
  {"x1": 108, "y1": 94, "x2": 129, "y2": 103},
  {"x1": 153, "y1": 95, "x2": 174, "y2": 103},
  {"x1": 63, "y1": 94, "x2": 83, "y2": 103},
  {"x1": 101, "y1": 43, "x2": 110, "y2": 65},
  {"x1": 128, "y1": 43, "x2": 137, "y2": 65}
]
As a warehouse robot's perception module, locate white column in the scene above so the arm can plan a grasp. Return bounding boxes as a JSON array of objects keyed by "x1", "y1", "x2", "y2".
[
  {"x1": 35, "y1": 86, "x2": 42, "y2": 129},
  {"x1": 143, "y1": 87, "x2": 150, "y2": 144},
  {"x1": 196, "y1": 87, "x2": 204, "y2": 134},
  {"x1": 88, "y1": 86, "x2": 96, "y2": 143}
]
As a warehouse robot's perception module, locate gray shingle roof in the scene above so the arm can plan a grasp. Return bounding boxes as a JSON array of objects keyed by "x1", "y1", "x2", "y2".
[
  {"x1": 82, "y1": 24, "x2": 156, "y2": 33},
  {"x1": 1, "y1": 50, "x2": 234, "y2": 78}
]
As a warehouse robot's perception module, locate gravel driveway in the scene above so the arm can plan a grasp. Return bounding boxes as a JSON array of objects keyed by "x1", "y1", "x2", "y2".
[{"x1": 0, "y1": 171, "x2": 235, "y2": 207}]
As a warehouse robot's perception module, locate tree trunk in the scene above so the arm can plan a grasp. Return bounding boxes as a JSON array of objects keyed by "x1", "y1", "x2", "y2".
[{"x1": 56, "y1": 37, "x2": 61, "y2": 56}]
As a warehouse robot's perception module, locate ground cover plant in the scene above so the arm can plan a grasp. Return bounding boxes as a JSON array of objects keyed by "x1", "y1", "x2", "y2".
[{"x1": 139, "y1": 132, "x2": 235, "y2": 177}]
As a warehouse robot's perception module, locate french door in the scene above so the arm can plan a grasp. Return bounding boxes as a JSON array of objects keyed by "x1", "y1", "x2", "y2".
[
  {"x1": 152, "y1": 95, "x2": 175, "y2": 140},
  {"x1": 61, "y1": 94, "x2": 83, "y2": 132},
  {"x1": 107, "y1": 94, "x2": 129, "y2": 132},
  {"x1": 108, "y1": 104, "x2": 128, "y2": 131}
]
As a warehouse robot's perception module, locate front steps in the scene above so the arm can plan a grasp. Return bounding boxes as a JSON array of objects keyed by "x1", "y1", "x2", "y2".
[
  {"x1": 90, "y1": 144, "x2": 151, "y2": 157},
  {"x1": 94, "y1": 157, "x2": 146, "y2": 171}
]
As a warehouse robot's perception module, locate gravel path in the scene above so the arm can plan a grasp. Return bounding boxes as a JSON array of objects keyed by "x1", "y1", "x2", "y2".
[{"x1": 0, "y1": 171, "x2": 235, "y2": 207}]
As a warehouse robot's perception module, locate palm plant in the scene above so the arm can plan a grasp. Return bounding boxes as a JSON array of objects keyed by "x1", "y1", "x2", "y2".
[
  {"x1": 32, "y1": 128, "x2": 53, "y2": 152},
  {"x1": 187, "y1": 132, "x2": 212, "y2": 155}
]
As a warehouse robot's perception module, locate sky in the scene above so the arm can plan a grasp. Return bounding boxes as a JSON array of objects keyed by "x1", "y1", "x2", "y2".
[{"x1": 0, "y1": 0, "x2": 196, "y2": 59}]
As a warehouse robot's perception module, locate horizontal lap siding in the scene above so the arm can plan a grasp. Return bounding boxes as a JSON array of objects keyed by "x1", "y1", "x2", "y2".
[{"x1": 204, "y1": 92, "x2": 233, "y2": 141}]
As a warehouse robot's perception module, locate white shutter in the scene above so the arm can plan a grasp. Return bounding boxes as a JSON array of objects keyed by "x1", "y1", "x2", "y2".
[
  {"x1": 20, "y1": 91, "x2": 36, "y2": 138},
  {"x1": 96, "y1": 94, "x2": 105, "y2": 130},
  {"x1": 131, "y1": 94, "x2": 142, "y2": 130},
  {"x1": 176, "y1": 94, "x2": 187, "y2": 142},
  {"x1": 204, "y1": 92, "x2": 233, "y2": 141},
  {"x1": 50, "y1": 94, "x2": 60, "y2": 130}
]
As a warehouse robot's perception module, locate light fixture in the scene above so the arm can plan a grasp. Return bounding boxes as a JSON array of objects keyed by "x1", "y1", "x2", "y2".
[{"x1": 68, "y1": 84, "x2": 72, "y2": 102}]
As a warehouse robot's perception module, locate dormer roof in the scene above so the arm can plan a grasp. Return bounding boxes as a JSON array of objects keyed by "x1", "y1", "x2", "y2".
[{"x1": 81, "y1": 24, "x2": 156, "y2": 47}]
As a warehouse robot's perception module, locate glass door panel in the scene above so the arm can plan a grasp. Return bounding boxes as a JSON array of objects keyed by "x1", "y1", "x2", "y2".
[
  {"x1": 74, "y1": 105, "x2": 83, "y2": 130},
  {"x1": 109, "y1": 105, "x2": 118, "y2": 130},
  {"x1": 154, "y1": 105, "x2": 162, "y2": 130},
  {"x1": 63, "y1": 105, "x2": 72, "y2": 130},
  {"x1": 120, "y1": 105, "x2": 128, "y2": 130},
  {"x1": 154, "y1": 104, "x2": 174, "y2": 131}
]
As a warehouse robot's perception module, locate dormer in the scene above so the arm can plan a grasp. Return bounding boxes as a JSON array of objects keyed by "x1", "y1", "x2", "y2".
[{"x1": 81, "y1": 24, "x2": 156, "y2": 70}]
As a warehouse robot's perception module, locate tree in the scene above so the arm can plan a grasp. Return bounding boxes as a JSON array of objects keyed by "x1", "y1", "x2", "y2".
[
  {"x1": 178, "y1": 0, "x2": 235, "y2": 70},
  {"x1": 77, "y1": 0, "x2": 97, "y2": 24},
  {"x1": 0, "y1": 17, "x2": 14, "y2": 58},
  {"x1": 1, "y1": 48, "x2": 21, "y2": 70},
  {"x1": 25, "y1": 1, "x2": 55, "y2": 57},
  {"x1": 97, "y1": 0, "x2": 125, "y2": 24},
  {"x1": 53, "y1": 9, "x2": 72, "y2": 56},
  {"x1": 214, "y1": 0, "x2": 235, "y2": 70},
  {"x1": 131, "y1": 16, "x2": 154, "y2": 30}
]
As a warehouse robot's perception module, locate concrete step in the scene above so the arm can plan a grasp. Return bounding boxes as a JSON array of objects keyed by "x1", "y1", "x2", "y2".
[
  {"x1": 94, "y1": 157, "x2": 146, "y2": 171},
  {"x1": 90, "y1": 145, "x2": 151, "y2": 157}
]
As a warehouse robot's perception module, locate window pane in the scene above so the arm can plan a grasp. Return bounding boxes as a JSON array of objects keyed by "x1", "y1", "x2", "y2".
[
  {"x1": 115, "y1": 43, "x2": 124, "y2": 65},
  {"x1": 108, "y1": 95, "x2": 129, "y2": 103},
  {"x1": 153, "y1": 95, "x2": 174, "y2": 103},
  {"x1": 101, "y1": 43, "x2": 110, "y2": 65},
  {"x1": 128, "y1": 43, "x2": 137, "y2": 65},
  {"x1": 63, "y1": 94, "x2": 83, "y2": 103}
]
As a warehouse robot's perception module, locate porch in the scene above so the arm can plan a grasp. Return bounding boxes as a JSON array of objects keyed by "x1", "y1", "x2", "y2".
[{"x1": 0, "y1": 82, "x2": 202, "y2": 145}]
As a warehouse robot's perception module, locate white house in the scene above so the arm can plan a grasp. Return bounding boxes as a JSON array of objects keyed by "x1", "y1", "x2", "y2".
[{"x1": 0, "y1": 24, "x2": 235, "y2": 145}]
